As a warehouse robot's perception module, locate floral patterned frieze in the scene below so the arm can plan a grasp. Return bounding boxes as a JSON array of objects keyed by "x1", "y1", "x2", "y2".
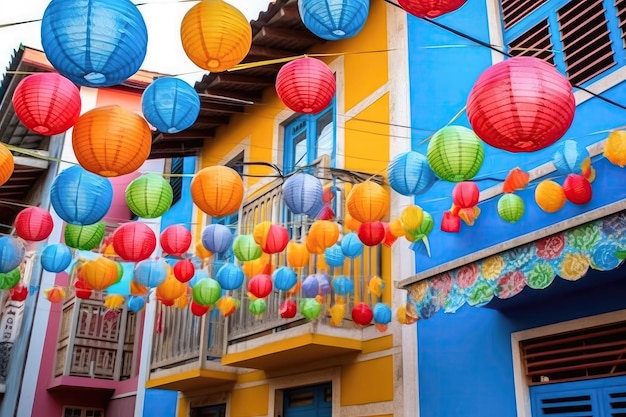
[{"x1": 406, "y1": 212, "x2": 626, "y2": 320}]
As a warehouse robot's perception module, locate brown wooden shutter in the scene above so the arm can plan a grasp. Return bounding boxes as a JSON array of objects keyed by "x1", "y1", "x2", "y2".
[
  {"x1": 508, "y1": 19, "x2": 556, "y2": 64},
  {"x1": 616, "y1": 0, "x2": 626, "y2": 49},
  {"x1": 501, "y1": 0, "x2": 548, "y2": 29}
]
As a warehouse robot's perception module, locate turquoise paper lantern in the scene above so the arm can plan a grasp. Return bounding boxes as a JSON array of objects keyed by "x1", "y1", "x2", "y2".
[
  {"x1": 553, "y1": 140, "x2": 589, "y2": 176},
  {"x1": 127, "y1": 296, "x2": 146, "y2": 312},
  {"x1": 324, "y1": 244, "x2": 345, "y2": 268},
  {"x1": 272, "y1": 267, "x2": 297, "y2": 291},
  {"x1": 340, "y1": 232, "x2": 364, "y2": 259},
  {"x1": 41, "y1": 244, "x2": 73, "y2": 273},
  {"x1": 216, "y1": 263, "x2": 245, "y2": 290},
  {"x1": 388, "y1": 151, "x2": 437, "y2": 196},
  {"x1": 142, "y1": 77, "x2": 200, "y2": 134},
  {"x1": 134, "y1": 259, "x2": 168, "y2": 288},
  {"x1": 331, "y1": 276, "x2": 354, "y2": 296},
  {"x1": 0, "y1": 236, "x2": 25, "y2": 273},
  {"x1": 373, "y1": 303, "x2": 392, "y2": 325},
  {"x1": 298, "y1": 0, "x2": 370, "y2": 41},
  {"x1": 41, "y1": 0, "x2": 148, "y2": 87}
]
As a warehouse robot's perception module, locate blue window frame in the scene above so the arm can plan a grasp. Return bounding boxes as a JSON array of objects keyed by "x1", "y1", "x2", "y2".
[{"x1": 283, "y1": 383, "x2": 332, "y2": 417}]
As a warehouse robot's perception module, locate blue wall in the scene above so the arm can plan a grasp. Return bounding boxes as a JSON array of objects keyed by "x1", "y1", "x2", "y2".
[
  {"x1": 143, "y1": 389, "x2": 178, "y2": 416},
  {"x1": 160, "y1": 156, "x2": 196, "y2": 232}
]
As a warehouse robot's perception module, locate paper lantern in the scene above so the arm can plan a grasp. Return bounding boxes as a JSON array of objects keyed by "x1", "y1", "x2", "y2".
[
  {"x1": 298, "y1": 0, "x2": 369, "y2": 40},
  {"x1": 104, "y1": 294, "x2": 126, "y2": 310},
  {"x1": 563, "y1": 174, "x2": 592, "y2": 205},
  {"x1": 352, "y1": 302, "x2": 373, "y2": 325},
  {"x1": 467, "y1": 57, "x2": 575, "y2": 152},
  {"x1": 346, "y1": 182, "x2": 389, "y2": 223},
  {"x1": 50, "y1": 166, "x2": 113, "y2": 225},
  {"x1": 315, "y1": 273, "x2": 332, "y2": 296},
  {"x1": 382, "y1": 223, "x2": 398, "y2": 247},
  {"x1": 64, "y1": 222, "x2": 105, "y2": 251},
  {"x1": 41, "y1": 244, "x2": 73, "y2": 273},
  {"x1": 126, "y1": 174, "x2": 173, "y2": 219},
  {"x1": 202, "y1": 224, "x2": 234, "y2": 254},
  {"x1": 502, "y1": 167, "x2": 530, "y2": 193},
  {"x1": 279, "y1": 299, "x2": 297, "y2": 319},
  {"x1": 254, "y1": 222, "x2": 289, "y2": 254},
  {"x1": 216, "y1": 263, "x2": 245, "y2": 290},
  {"x1": 127, "y1": 296, "x2": 146, "y2": 312},
  {"x1": 80, "y1": 257, "x2": 119, "y2": 290},
  {"x1": 73, "y1": 106, "x2": 151, "y2": 177},
  {"x1": 142, "y1": 77, "x2": 200, "y2": 134},
  {"x1": 373, "y1": 303, "x2": 392, "y2": 326},
  {"x1": 388, "y1": 151, "x2": 437, "y2": 196},
  {"x1": 112, "y1": 222, "x2": 157, "y2": 262},
  {"x1": 0, "y1": 236, "x2": 25, "y2": 273},
  {"x1": 300, "y1": 298, "x2": 322, "y2": 320},
  {"x1": 14, "y1": 207, "x2": 54, "y2": 241},
  {"x1": 10, "y1": 284, "x2": 28, "y2": 302},
  {"x1": 249, "y1": 298, "x2": 267, "y2": 316},
  {"x1": 497, "y1": 194, "x2": 525, "y2": 223},
  {"x1": 535, "y1": 180, "x2": 566, "y2": 213},
  {"x1": 332, "y1": 276, "x2": 354, "y2": 296},
  {"x1": 282, "y1": 173, "x2": 324, "y2": 215},
  {"x1": 173, "y1": 259, "x2": 195, "y2": 283},
  {"x1": 12, "y1": 72, "x2": 81, "y2": 135},
  {"x1": 191, "y1": 166, "x2": 244, "y2": 217},
  {"x1": 248, "y1": 274, "x2": 273, "y2": 299},
  {"x1": 306, "y1": 220, "x2": 340, "y2": 254},
  {"x1": 41, "y1": 0, "x2": 148, "y2": 87},
  {"x1": 0, "y1": 269, "x2": 20, "y2": 290},
  {"x1": 553, "y1": 140, "x2": 589, "y2": 176},
  {"x1": 286, "y1": 241, "x2": 309, "y2": 268},
  {"x1": 192, "y1": 278, "x2": 222, "y2": 306},
  {"x1": 273, "y1": 267, "x2": 298, "y2": 291},
  {"x1": 160, "y1": 225, "x2": 192, "y2": 256},
  {"x1": 388, "y1": 218, "x2": 406, "y2": 237},
  {"x1": 398, "y1": 0, "x2": 468, "y2": 18},
  {"x1": 427, "y1": 125, "x2": 484, "y2": 182},
  {"x1": 195, "y1": 241, "x2": 212, "y2": 260},
  {"x1": 242, "y1": 253, "x2": 273, "y2": 278},
  {"x1": 604, "y1": 131, "x2": 626, "y2": 167},
  {"x1": 156, "y1": 275, "x2": 187, "y2": 302},
  {"x1": 134, "y1": 259, "x2": 168, "y2": 288},
  {"x1": 452, "y1": 182, "x2": 479, "y2": 208},
  {"x1": 276, "y1": 57, "x2": 336, "y2": 114},
  {"x1": 324, "y1": 244, "x2": 345, "y2": 268},
  {"x1": 340, "y1": 232, "x2": 364, "y2": 259},
  {"x1": 233, "y1": 235, "x2": 262, "y2": 262},
  {"x1": 0, "y1": 143, "x2": 14, "y2": 187},
  {"x1": 180, "y1": 0, "x2": 251, "y2": 72},
  {"x1": 358, "y1": 221, "x2": 385, "y2": 247},
  {"x1": 302, "y1": 275, "x2": 320, "y2": 298},
  {"x1": 344, "y1": 212, "x2": 362, "y2": 232},
  {"x1": 216, "y1": 296, "x2": 239, "y2": 317},
  {"x1": 190, "y1": 301, "x2": 210, "y2": 316},
  {"x1": 130, "y1": 280, "x2": 148, "y2": 296},
  {"x1": 73, "y1": 279, "x2": 92, "y2": 299}
]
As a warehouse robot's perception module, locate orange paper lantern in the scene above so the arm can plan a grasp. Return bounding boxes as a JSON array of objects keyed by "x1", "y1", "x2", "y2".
[
  {"x1": 191, "y1": 165, "x2": 244, "y2": 217},
  {"x1": 535, "y1": 180, "x2": 566, "y2": 213},
  {"x1": 80, "y1": 257, "x2": 119, "y2": 290},
  {"x1": 0, "y1": 143, "x2": 14, "y2": 186},
  {"x1": 604, "y1": 131, "x2": 626, "y2": 168},
  {"x1": 286, "y1": 241, "x2": 309, "y2": 268},
  {"x1": 156, "y1": 275, "x2": 187, "y2": 302},
  {"x1": 346, "y1": 182, "x2": 389, "y2": 223},
  {"x1": 306, "y1": 220, "x2": 340, "y2": 254}
]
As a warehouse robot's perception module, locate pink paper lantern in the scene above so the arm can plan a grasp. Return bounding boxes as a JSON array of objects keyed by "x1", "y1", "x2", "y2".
[
  {"x1": 452, "y1": 182, "x2": 479, "y2": 209},
  {"x1": 275, "y1": 57, "x2": 336, "y2": 114},
  {"x1": 14, "y1": 207, "x2": 54, "y2": 241},
  {"x1": 398, "y1": 0, "x2": 468, "y2": 18},
  {"x1": 112, "y1": 222, "x2": 156, "y2": 262}
]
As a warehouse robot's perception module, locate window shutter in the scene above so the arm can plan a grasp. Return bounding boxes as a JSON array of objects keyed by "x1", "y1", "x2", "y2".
[
  {"x1": 616, "y1": 0, "x2": 626, "y2": 49},
  {"x1": 170, "y1": 157, "x2": 184, "y2": 206},
  {"x1": 508, "y1": 19, "x2": 555, "y2": 64},
  {"x1": 604, "y1": 385, "x2": 626, "y2": 416},
  {"x1": 501, "y1": 0, "x2": 548, "y2": 29},
  {"x1": 532, "y1": 389, "x2": 597, "y2": 417}
]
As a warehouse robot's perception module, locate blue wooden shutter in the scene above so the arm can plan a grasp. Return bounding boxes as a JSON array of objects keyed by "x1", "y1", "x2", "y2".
[{"x1": 602, "y1": 384, "x2": 626, "y2": 416}]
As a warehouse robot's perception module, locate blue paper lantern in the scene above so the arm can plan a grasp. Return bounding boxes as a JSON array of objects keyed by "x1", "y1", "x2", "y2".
[
  {"x1": 142, "y1": 77, "x2": 201, "y2": 134},
  {"x1": 373, "y1": 303, "x2": 392, "y2": 325},
  {"x1": 0, "y1": 236, "x2": 25, "y2": 273},
  {"x1": 201, "y1": 224, "x2": 233, "y2": 254},
  {"x1": 331, "y1": 275, "x2": 354, "y2": 296},
  {"x1": 50, "y1": 166, "x2": 113, "y2": 225},
  {"x1": 298, "y1": 0, "x2": 370, "y2": 41},
  {"x1": 134, "y1": 259, "x2": 168, "y2": 288},
  {"x1": 41, "y1": 243, "x2": 73, "y2": 273},
  {"x1": 553, "y1": 140, "x2": 589, "y2": 176},
  {"x1": 127, "y1": 296, "x2": 146, "y2": 312},
  {"x1": 324, "y1": 244, "x2": 345, "y2": 268},
  {"x1": 282, "y1": 173, "x2": 323, "y2": 215},
  {"x1": 316, "y1": 273, "x2": 331, "y2": 296},
  {"x1": 41, "y1": 0, "x2": 148, "y2": 87},
  {"x1": 388, "y1": 151, "x2": 437, "y2": 196},
  {"x1": 216, "y1": 263, "x2": 245, "y2": 290},
  {"x1": 340, "y1": 232, "x2": 364, "y2": 259},
  {"x1": 272, "y1": 266, "x2": 298, "y2": 291}
]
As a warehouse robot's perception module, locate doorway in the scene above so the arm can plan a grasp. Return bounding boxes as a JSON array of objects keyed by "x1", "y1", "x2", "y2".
[{"x1": 283, "y1": 383, "x2": 332, "y2": 417}]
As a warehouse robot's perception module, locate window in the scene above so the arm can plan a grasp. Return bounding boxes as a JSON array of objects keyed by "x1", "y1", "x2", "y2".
[
  {"x1": 63, "y1": 408, "x2": 103, "y2": 417},
  {"x1": 168, "y1": 157, "x2": 184, "y2": 207},
  {"x1": 191, "y1": 403, "x2": 226, "y2": 417},
  {"x1": 283, "y1": 383, "x2": 332, "y2": 417}
]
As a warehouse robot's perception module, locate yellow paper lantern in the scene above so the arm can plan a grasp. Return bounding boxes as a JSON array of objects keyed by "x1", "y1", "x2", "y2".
[
  {"x1": 173, "y1": 293, "x2": 189, "y2": 309},
  {"x1": 253, "y1": 221, "x2": 271, "y2": 247},
  {"x1": 156, "y1": 275, "x2": 187, "y2": 302},
  {"x1": 388, "y1": 218, "x2": 405, "y2": 237},
  {"x1": 180, "y1": 0, "x2": 252, "y2": 72},
  {"x1": 0, "y1": 143, "x2": 14, "y2": 186},
  {"x1": 306, "y1": 220, "x2": 339, "y2": 254},
  {"x1": 400, "y1": 205, "x2": 424, "y2": 231},
  {"x1": 604, "y1": 131, "x2": 626, "y2": 168},
  {"x1": 346, "y1": 182, "x2": 389, "y2": 223},
  {"x1": 344, "y1": 212, "x2": 362, "y2": 232},
  {"x1": 535, "y1": 180, "x2": 566, "y2": 213},
  {"x1": 79, "y1": 256, "x2": 119, "y2": 290},
  {"x1": 195, "y1": 240, "x2": 212, "y2": 259},
  {"x1": 191, "y1": 165, "x2": 244, "y2": 217},
  {"x1": 104, "y1": 294, "x2": 126, "y2": 310},
  {"x1": 286, "y1": 241, "x2": 309, "y2": 268},
  {"x1": 72, "y1": 105, "x2": 152, "y2": 177},
  {"x1": 242, "y1": 253, "x2": 273, "y2": 278},
  {"x1": 130, "y1": 280, "x2": 149, "y2": 296}
]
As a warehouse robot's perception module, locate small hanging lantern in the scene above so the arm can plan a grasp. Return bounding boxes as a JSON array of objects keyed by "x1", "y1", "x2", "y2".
[
  {"x1": 192, "y1": 278, "x2": 222, "y2": 306},
  {"x1": 346, "y1": 182, "x2": 389, "y2": 223},
  {"x1": 563, "y1": 174, "x2": 592, "y2": 205},
  {"x1": 74, "y1": 279, "x2": 92, "y2": 300},
  {"x1": 0, "y1": 236, "x2": 25, "y2": 274},
  {"x1": 0, "y1": 269, "x2": 21, "y2": 290},
  {"x1": 216, "y1": 296, "x2": 239, "y2": 317},
  {"x1": 280, "y1": 299, "x2": 297, "y2": 319},
  {"x1": 452, "y1": 182, "x2": 480, "y2": 209},
  {"x1": 358, "y1": 221, "x2": 386, "y2": 247},
  {"x1": 126, "y1": 174, "x2": 173, "y2": 219},
  {"x1": 41, "y1": 243, "x2": 73, "y2": 273},
  {"x1": 142, "y1": 77, "x2": 200, "y2": 134},
  {"x1": 388, "y1": 151, "x2": 437, "y2": 196},
  {"x1": 14, "y1": 207, "x2": 54, "y2": 242},
  {"x1": 201, "y1": 224, "x2": 234, "y2": 254},
  {"x1": 254, "y1": 222, "x2": 289, "y2": 255},
  {"x1": 248, "y1": 273, "x2": 273, "y2": 299},
  {"x1": 398, "y1": 0, "x2": 468, "y2": 18},
  {"x1": 191, "y1": 166, "x2": 244, "y2": 217},
  {"x1": 306, "y1": 220, "x2": 340, "y2": 254},
  {"x1": 273, "y1": 267, "x2": 297, "y2": 292},
  {"x1": 249, "y1": 298, "x2": 267, "y2": 316},
  {"x1": 502, "y1": 167, "x2": 530, "y2": 193},
  {"x1": 340, "y1": 232, "x2": 364, "y2": 259},
  {"x1": 352, "y1": 302, "x2": 373, "y2": 326},
  {"x1": 298, "y1": 0, "x2": 370, "y2": 40},
  {"x1": 127, "y1": 296, "x2": 146, "y2": 312},
  {"x1": 535, "y1": 180, "x2": 566, "y2": 213},
  {"x1": 332, "y1": 276, "x2": 354, "y2": 296},
  {"x1": 497, "y1": 194, "x2": 525, "y2": 223},
  {"x1": 64, "y1": 222, "x2": 105, "y2": 251},
  {"x1": 112, "y1": 222, "x2": 157, "y2": 262},
  {"x1": 10, "y1": 284, "x2": 28, "y2": 302},
  {"x1": 160, "y1": 225, "x2": 192, "y2": 256},
  {"x1": 302, "y1": 274, "x2": 320, "y2": 298},
  {"x1": 282, "y1": 173, "x2": 324, "y2": 215},
  {"x1": 79, "y1": 256, "x2": 119, "y2": 290},
  {"x1": 0, "y1": 143, "x2": 14, "y2": 187},
  {"x1": 216, "y1": 263, "x2": 245, "y2": 290},
  {"x1": 382, "y1": 223, "x2": 398, "y2": 247},
  {"x1": 276, "y1": 57, "x2": 336, "y2": 114},
  {"x1": 300, "y1": 298, "x2": 322, "y2": 320},
  {"x1": 603, "y1": 131, "x2": 626, "y2": 168},
  {"x1": 44, "y1": 286, "x2": 66, "y2": 303},
  {"x1": 190, "y1": 300, "x2": 210, "y2": 316},
  {"x1": 233, "y1": 234, "x2": 262, "y2": 262},
  {"x1": 552, "y1": 140, "x2": 589, "y2": 176},
  {"x1": 195, "y1": 241, "x2": 212, "y2": 260},
  {"x1": 134, "y1": 259, "x2": 168, "y2": 288},
  {"x1": 373, "y1": 303, "x2": 392, "y2": 331},
  {"x1": 324, "y1": 244, "x2": 345, "y2": 268},
  {"x1": 12, "y1": 72, "x2": 81, "y2": 135},
  {"x1": 427, "y1": 125, "x2": 484, "y2": 182},
  {"x1": 286, "y1": 241, "x2": 309, "y2": 268},
  {"x1": 40, "y1": 0, "x2": 148, "y2": 87},
  {"x1": 156, "y1": 275, "x2": 187, "y2": 303},
  {"x1": 173, "y1": 258, "x2": 195, "y2": 283}
]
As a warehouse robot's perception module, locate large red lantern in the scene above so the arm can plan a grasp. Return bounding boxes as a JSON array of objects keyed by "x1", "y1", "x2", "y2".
[
  {"x1": 452, "y1": 182, "x2": 479, "y2": 209},
  {"x1": 398, "y1": 0, "x2": 468, "y2": 18},
  {"x1": 14, "y1": 207, "x2": 54, "y2": 241},
  {"x1": 160, "y1": 225, "x2": 192, "y2": 256},
  {"x1": 562, "y1": 174, "x2": 592, "y2": 205},
  {"x1": 112, "y1": 222, "x2": 156, "y2": 262},
  {"x1": 357, "y1": 221, "x2": 385, "y2": 247},
  {"x1": 467, "y1": 57, "x2": 575, "y2": 153},
  {"x1": 12, "y1": 73, "x2": 81, "y2": 135},
  {"x1": 275, "y1": 57, "x2": 336, "y2": 114}
]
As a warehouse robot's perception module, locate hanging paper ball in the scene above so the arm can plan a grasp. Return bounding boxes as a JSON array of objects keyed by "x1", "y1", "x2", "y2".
[
  {"x1": 126, "y1": 174, "x2": 173, "y2": 219},
  {"x1": 388, "y1": 151, "x2": 437, "y2": 196},
  {"x1": 276, "y1": 57, "x2": 336, "y2": 114},
  {"x1": 160, "y1": 225, "x2": 192, "y2": 256},
  {"x1": 104, "y1": 294, "x2": 126, "y2": 310},
  {"x1": 306, "y1": 220, "x2": 340, "y2": 254},
  {"x1": 406, "y1": 211, "x2": 434, "y2": 241},
  {"x1": 0, "y1": 269, "x2": 20, "y2": 290},
  {"x1": 497, "y1": 193, "x2": 525, "y2": 223},
  {"x1": 173, "y1": 259, "x2": 195, "y2": 283},
  {"x1": 302, "y1": 274, "x2": 320, "y2": 298},
  {"x1": 552, "y1": 140, "x2": 589, "y2": 176},
  {"x1": 441, "y1": 211, "x2": 461, "y2": 233},
  {"x1": 130, "y1": 280, "x2": 149, "y2": 296},
  {"x1": 382, "y1": 223, "x2": 398, "y2": 247},
  {"x1": 346, "y1": 182, "x2": 389, "y2": 223},
  {"x1": 0, "y1": 143, "x2": 14, "y2": 187},
  {"x1": 192, "y1": 278, "x2": 222, "y2": 306},
  {"x1": 324, "y1": 244, "x2": 345, "y2": 268},
  {"x1": 279, "y1": 299, "x2": 297, "y2": 319},
  {"x1": 41, "y1": 244, "x2": 73, "y2": 273},
  {"x1": 332, "y1": 276, "x2": 354, "y2": 296},
  {"x1": 452, "y1": 182, "x2": 480, "y2": 208},
  {"x1": 398, "y1": 0, "x2": 468, "y2": 18},
  {"x1": 142, "y1": 77, "x2": 200, "y2": 134},
  {"x1": 502, "y1": 167, "x2": 530, "y2": 193},
  {"x1": 344, "y1": 212, "x2": 362, "y2": 232},
  {"x1": 202, "y1": 224, "x2": 234, "y2": 254},
  {"x1": 286, "y1": 241, "x2": 309, "y2": 268},
  {"x1": 373, "y1": 303, "x2": 392, "y2": 325},
  {"x1": 127, "y1": 296, "x2": 146, "y2": 312},
  {"x1": 134, "y1": 259, "x2": 168, "y2": 288},
  {"x1": 45, "y1": 286, "x2": 66, "y2": 303},
  {"x1": 74, "y1": 279, "x2": 92, "y2": 300},
  {"x1": 73, "y1": 105, "x2": 152, "y2": 177},
  {"x1": 40, "y1": 0, "x2": 148, "y2": 87},
  {"x1": 14, "y1": 207, "x2": 54, "y2": 241},
  {"x1": 242, "y1": 253, "x2": 273, "y2": 278},
  {"x1": 352, "y1": 302, "x2": 373, "y2": 325},
  {"x1": 340, "y1": 232, "x2": 364, "y2": 259},
  {"x1": 0, "y1": 236, "x2": 25, "y2": 274},
  {"x1": 427, "y1": 125, "x2": 484, "y2": 182},
  {"x1": 300, "y1": 298, "x2": 322, "y2": 320},
  {"x1": 191, "y1": 166, "x2": 244, "y2": 217},
  {"x1": 272, "y1": 267, "x2": 297, "y2": 291},
  {"x1": 9, "y1": 283, "x2": 28, "y2": 302},
  {"x1": 64, "y1": 222, "x2": 105, "y2": 251},
  {"x1": 233, "y1": 234, "x2": 263, "y2": 262},
  {"x1": 190, "y1": 301, "x2": 210, "y2": 316},
  {"x1": 12, "y1": 72, "x2": 81, "y2": 135},
  {"x1": 216, "y1": 296, "x2": 239, "y2": 317},
  {"x1": 563, "y1": 174, "x2": 592, "y2": 205},
  {"x1": 604, "y1": 131, "x2": 626, "y2": 167},
  {"x1": 358, "y1": 221, "x2": 386, "y2": 247},
  {"x1": 535, "y1": 180, "x2": 566, "y2": 213},
  {"x1": 216, "y1": 263, "x2": 245, "y2": 290},
  {"x1": 282, "y1": 173, "x2": 324, "y2": 215},
  {"x1": 195, "y1": 241, "x2": 212, "y2": 260},
  {"x1": 298, "y1": 0, "x2": 369, "y2": 40},
  {"x1": 112, "y1": 222, "x2": 157, "y2": 262},
  {"x1": 156, "y1": 275, "x2": 187, "y2": 303},
  {"x1": 249, "y1": 298, "x2": 267, "y2": 316},
  {"x1": 180, "y1": 0, "x2": 252, "y2": 72},
  {"x1": 316, "y1": 273, "x2": 332, "y2": 296},
  {"x1": 50, "y1": 165, "x2": 113, "y2": 225},
  {"x1": 248, "y1": 273, "x2": 273, "y2": 299},
  {"x1": 253, "y1": 222, "x2": 289, "y2": 255},
  {"x1": 467, "y1": 57, "x2": 575, "y2": 153},
  {"x1": 79, "y1": 256, "x2": 119, "y2": 290}
]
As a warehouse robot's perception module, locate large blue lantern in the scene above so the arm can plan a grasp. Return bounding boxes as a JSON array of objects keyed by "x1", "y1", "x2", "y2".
[
  {"x1": 40, "y1": 0, "x2": 148, "y2": 87},
  {"x1": 141, "y1": 77, "x2": 201, "y2": 134},
  {"x1": 340, "y1": 232, "x2": 364, "y2": 259},
  {"x1": 0, "y1": 236, "x2": 25, "y2": 273},
  {"x1": 41, "y1": 244, "x2": 73, "y2": 273},
  {"x1": 282, "y1": 173, "x2": 323, "y2": 215},
  {"x1": 216, "y1": 263, "x2": 245, "y2": 291},
  {"x1": 134, "y1": 259, "x2": 168, "y2": 288},
  {"x1": 272, "y1": 266, "x2": 297, "y2": 291},
  {"x1": 298, "y1": 0, "x2": 370, "y2": 41},
  {"x1": 50, "y1": 166, "x2": 113, "y2": 225},
  {"x1": 388, "y1": 151, "x2": 437, "y2": 196},
  {"x1": 201, "y1": 224, "x2": 234, "y2": 254}
]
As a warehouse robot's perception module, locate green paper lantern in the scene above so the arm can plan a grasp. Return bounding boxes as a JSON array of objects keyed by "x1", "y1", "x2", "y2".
[
  {"x1": 249, "y1": 298, "x2": 267, "y2": 315},
  {"x1": 427, "y1": 125, "x2": 484, "y2": 182},
  {"x1": 0, "y1": 268, "x2": 21, "y2": 290},
  {"x1": 191, "y1": 278, "x2": 222, "y2": 306},
  {"x1": 300, "y1": 298, "x2": 322, "y2": 320},
  {"x1": 411, "y1": 211, "x2": 434, "y2": 241},
  {"x1": 233, "y1": 234, "x2": 262, "y2": 262},
  {"x1": 498, "y1": 193, "x2": 525, "y2": 223},
  {"x1": 115, "y1": 261, "x2": 124, "y2": 283},
  {"x1": 125, "y1": 173, "x2": 173, "y2": 219},
  {"x1": 64, "y1": 222, "x2": 105, "y2": 250}
]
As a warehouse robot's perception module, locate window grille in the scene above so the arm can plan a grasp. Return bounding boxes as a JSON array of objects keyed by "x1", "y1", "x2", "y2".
[
  {"x1": 508, "y1": 19, "x2": 555, "y2": 63},
  {"x1": 501, "y1": 0, "x2": 548, "y2": 29}
]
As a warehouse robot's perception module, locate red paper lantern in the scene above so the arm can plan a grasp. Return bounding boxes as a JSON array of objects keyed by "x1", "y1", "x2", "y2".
[
  {"x1": 352, "y1": 302, "x2": 373, "y2": 326},
  {"x1": 280, "y1": 299, "x2": 297, "y2": 319},
  {"x1": 190, "y1": 300, "x2": 210, "y2": 316},
  {"x1": 263, "y1": 225, "x2": 289, "y2": 254},
  {"x1": 398, "y1": 0, "x2": 468, "y2": 18},
  {"x1": 382, "y1": 222, "x2": 398, "y2": 247},
  {"x1": 173, "y1": 259, "x2": 195, "y2": 283},
  {"x1": 248, "y1": 273, "x2": 273, "y2": 299},
  {"x1": 14, "y1": 207, "x2": 54, "y2": 241},
  {"x1": 74, "y1": 279, "x2": 93, "y2": 300},
  {"x1": 112, "y1": 222, "x2": 156, "y2": 262},
  {"x1": 160, "y1": 225, "x2": 192, "y2": 256},
  {"x1": 12, "y1": 72, "x2": 81, "y2": 135},
  {"x1": 452, "y1": 182, "x2": 479, "y2": 209},
  {"x1": 275, "y1": 57, "x2": 336, "y2": 114},
  {"x1": 562, "y1": 174, "x2": 592, "y2": 205},
  {"x1": 160, "y1": 298, "x2": 176, "y2": 307},
  {"x1": 441, "y1": 211, "x2": 461, "y2": 233},
  {"x1": 357, "y1": 221, "x2": 385, "y2": 247},
  {"x1": 467, "y1": 57, "x2": 575, "y2": 153},
  {"x1": 9, "y1": 283, "x2": 28, "y2": 302}
]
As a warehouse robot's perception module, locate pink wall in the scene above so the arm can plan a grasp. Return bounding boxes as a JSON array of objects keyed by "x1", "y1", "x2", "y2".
[{"x1": 106, "y1": 171, "x2": 141, "y2": 223}]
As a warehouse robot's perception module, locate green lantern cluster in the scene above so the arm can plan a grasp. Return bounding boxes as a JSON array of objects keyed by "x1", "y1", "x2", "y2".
[
  {"x1": 497, "y1": 193, "x2": 525, "y2": 223},
  {"x1": 64, "y1": 221, "x2": 105, "y2": 250},
  {"x1": 125, "y1": 173, "x2": 173, "y2": 219},
  {"x1": 427, "y1": 125, "x2": 485, "y2": 182},
  {"x1": 191, "y1": 278, "x2": 222, "y2": 306},
  {"x1": 233, "y1": 235, "x2": 262, "y2": 262},
  {"x1": 0, "y1": 268, "x2": 20, "y2": 290}
]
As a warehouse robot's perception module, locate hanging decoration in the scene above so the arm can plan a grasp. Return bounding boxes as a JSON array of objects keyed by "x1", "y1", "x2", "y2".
[
  {"x1": 324, "y1": 244, "x2": 345, "y2": 268},
  {"x1": 300, "y1": 298, "x2": 322, "y2": 320},
  {"x1": 535, "y1": 180, "x2": 566, "y2": 213},
  {"x1": 0, "y1": 143, "x2": 14, "y2": 187},
  {"x1": 502, "y1": 167, "x2": 530, "y2": 193},
  {"x1": 273, "y1": 267, "x2": 298, "y2": 292},
  {"x1": 156, "y1": 275, "x2": 187, "y2": 304},
  {"x1": 497, "y1": 193, "x2": 525, "y2": 223},
  {"x1": 44, "y1": 286, "x2": 66, "y2": 303},
  {"x1": 127, "y1": 296, "x2": 146, "y2": 313},
  {"x1": 64, "y1": 222, "x2": 105, "y2": 251},
  {"x1": 552, "y1": 140, "x2": 589, "y2": 176},
  {"x1": 79, "y1": 256, "x2": 119, "y2": 290},
  {"x1": 276, "y1": 57, "x2": 336, "y2": 114},
  {"x1": 191, "y1": 166, "x2": 244, "y2": 217},
  {"x1": 340, "y1": 232, "x2": 364, "y2": 258},
  {"x1": 142, "y1": 77, "x2": 200, "y2": 134},
  {"x1": 286, "y1": 241, "x2": 310, "y2": 268},
  {"x1": 306, "y1": 220, "x2": 340, "y2": 254},
  {"x1": 253, "y1": 222, "x2": 289, "y2": 254},
  {"x1": 173, "y1": 258, "x2": 195, "y2": 283},
  {"x1": 427, "y1": 125, "x2": 484, "y2": 182},
  {"x1": 41, "y1": 243, "x2": 73, "y2": 273},
  {"x1": 126, "y1": 174, "x2": 173, "y2": 219},
  {"x1": 282, "y1": 173, "x2": 324, "y2": 215},
  {"x1": 0, "y1": 236, "x2": 25, "y2": 274},
  {"x1": 242, "y1": 253, "x2": 273, "y2": 278},
  {"x1": 190, "y1": 300, "x2": 210, "y2": 316},
  {"x1": 466, "y1": 56, "x2": 576, "y2": 152},
  {"x1": 397, "y1": 205, "x2": 434, "y2": 241},
  {"x1": 451, "y1": 182, "x2": 481, "y2": 226},
  {"x1": 192, "y1": 278, "x2": 222, "y2": 306},
  {"x1": 373, "y1": 303, "x2": 392, "y2": 332},
  {"x1": 160, "y1": 225, "x2": 192, "y2": 256},
  {"x1": 298, "y1": 0, "x2": 370, "y2": 40},
  {"x1": 332, "y1": 276, "x2": 354, "y2": 296},
  {"x1": 398, "y1": 0, "x2": 469, "y2": 18},
  {"x1": 279, "y1": 299, "x2": 297, "y2": 319},
  {"x1": 10, "y1": 284, "x2": 29, "y2": 302},
  {"x1": 352, "y1": 302, "x2": 373, "y2": 326},
  {"x1": 562, "y1": 174, "x2": 592, "y2": 205},
  {"x1": 216, "y1": 296, "x2": 239, "y2": 317},
  {"x1": 249, "y1": 298, "x2": 267, "y2": 316},
  {"x1": 195, "y1": 241, "x2": 212, "y2": 261},
  {"x1": 74, "y1": 279, "x2": 92, "y2": 300},
  {"x1": 202, "y1": 224, "x2": 234, "y2": 254},
  {"x1": 358, "y1": 221, "x2": 385, "y2": 246},
  {"x1": 112, "y1": 222, "x2": 157, "y2": 262},
  {"x1": 382, "y1": 223, "x2": 398, "y2": 247},
  {"x1": 388, "y1": 151, "x2": 437, "y2": 196},
  {"x1": 14, "y1": 207, "x2": 54, "y2": 242},
  {"x1": 346, "y1": 182, "x2": 389, "y2": 223},
  {"x1": 0, "y1": 269, "x2": 20, "y2": 290},
  {"x1": 40, "y1": 0, "x2": 148, "y2": 87},
  {"x1": 603, "y1": 131, "x2": 626, "y2": 168},
  {"x1": 216, "y1": 263, "x2": 245, "y2": 290},
  {"x1": 248, "y1": 273, "x2": 273, "y2": 299},
  {"x1": 233, "y1": 234, "x2": 262, "y2": 262}
]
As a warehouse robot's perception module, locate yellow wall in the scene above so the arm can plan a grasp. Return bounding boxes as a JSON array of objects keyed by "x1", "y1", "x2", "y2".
[
  {"x1": 340, "y1": 356, "x2": 394, "y2": 406},
  {"x1": 230, "y1": 384, "x2": 270, "y2": 416}
]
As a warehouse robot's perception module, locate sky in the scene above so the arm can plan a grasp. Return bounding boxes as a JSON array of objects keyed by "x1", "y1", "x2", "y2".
[{"x1": 0, "y1": 0, "x2": 271, "y2": 83}]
